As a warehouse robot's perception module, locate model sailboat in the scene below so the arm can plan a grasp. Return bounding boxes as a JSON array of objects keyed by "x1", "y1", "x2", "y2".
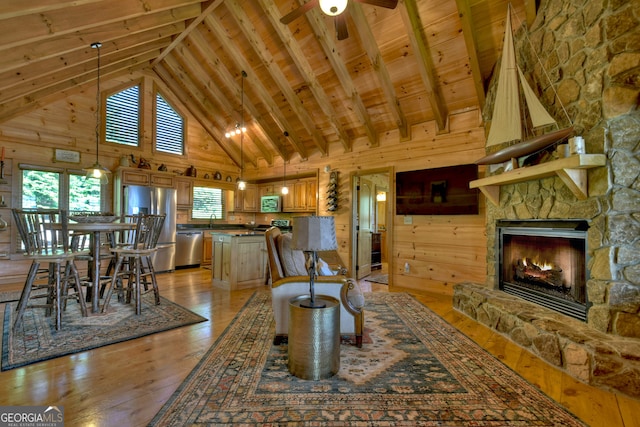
[{"x1": 476, "y1": 4, "x2": 573, "y2": 166}]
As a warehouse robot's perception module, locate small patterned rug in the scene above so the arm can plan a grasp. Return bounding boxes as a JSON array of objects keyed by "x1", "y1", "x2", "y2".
[
  {"x1": 2, "y1": 293, "x2": 207, "y2": 371},
  {"x1": 0, "y1": 290, "x2": 27, "y2": 304},
  {"x1": 365, "y1": 273, "x2": 388, "y2": 284},
  {"x1": 150, "y1": 292, "x2": 585, "y2": 426}
]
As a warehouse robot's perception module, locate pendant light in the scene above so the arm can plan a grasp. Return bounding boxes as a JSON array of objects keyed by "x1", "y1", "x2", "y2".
[
  {"x1": 281, "y1": 131, "x2": 289, "y2": 195},
  {"x1": 281, "y1": 159, "x2": 289, "y2": 195},
  {"x1": 237, "y1": 70, "x2": 247, "y2": 191},
  {"x1": 84, "y1": 42, "x2": 110, "y2": 185}
]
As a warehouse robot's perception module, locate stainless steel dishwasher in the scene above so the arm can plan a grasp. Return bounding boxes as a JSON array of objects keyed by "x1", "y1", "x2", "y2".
[{"x1": 175, "y1": 230, "x2": 203, "y2": 268}]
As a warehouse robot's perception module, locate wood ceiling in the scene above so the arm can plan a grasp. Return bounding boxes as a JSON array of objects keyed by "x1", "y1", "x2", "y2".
[{"x1": 0, "y1": 0, "x2": 536, "y2": 168}]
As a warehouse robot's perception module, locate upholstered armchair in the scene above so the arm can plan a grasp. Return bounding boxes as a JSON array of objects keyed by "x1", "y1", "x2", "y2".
[{"x1": 265, "y1": 227, "x2": 365, "y2": 347}]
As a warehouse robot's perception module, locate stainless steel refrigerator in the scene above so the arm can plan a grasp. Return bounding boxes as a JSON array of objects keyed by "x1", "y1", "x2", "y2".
[{"x1": 121, "y1": 185, "x2": 177, "y2": 272}]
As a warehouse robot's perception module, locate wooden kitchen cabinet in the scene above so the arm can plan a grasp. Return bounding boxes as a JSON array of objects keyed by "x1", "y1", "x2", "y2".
[
  {"x1": 175, "y1": 178, "x2": 193, "y2": 209},
  {"x1": 211, "y1": 232, "x2": 267, "y2": 290},
  {"x1": 233, "y1": 184, "x2": 258, "y2": 212},
  {"x1": 118, "y1": 167, "x2": 174, "y2": 188},
  {"x1": 282, "y1": 178, "x2": 317, "y2": 212},
  {"x1": 202, "y1": 232, "x2": 212, "y2": 266}
]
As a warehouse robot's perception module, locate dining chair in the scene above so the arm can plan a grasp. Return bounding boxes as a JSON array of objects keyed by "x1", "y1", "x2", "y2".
[
  {"x1": 11, "y1": 209, "x2": 88, "y2": 332},
  {"x1": 102, "y1": 214, "x2": 166, "y2": 315}
]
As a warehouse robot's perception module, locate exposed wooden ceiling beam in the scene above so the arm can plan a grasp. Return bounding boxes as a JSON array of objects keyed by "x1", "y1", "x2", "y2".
[
  {"x1": 455, "y1": 0, "x2": 485, "y2": 112},
  {"x1": 350, "y1": 2, "x2": 409, "y2": 139},
  {"x1": 302, "y1": 4, "x2": 379, "y2": 146},
  {"x1": 0, "y1": 0, "x2": 103, "y2": 21},
  {"x1": 225, "y1": 0, "x2": 328, "y2": 156},
  {"x1": 153, "y1": 62, "x2": 240, "y2": 167},
  {"x1": 0, "y1": 1, "x2": 202, "y2": 52},
  {"x1": 399, "y1": 0, "x2": 448, "y2": 132},
  {"x1": 257, "y1": 0, "x2": 352, "y2": 153},
  {"x1": 185, "y1": 31, "x2": 281, "y2": 165},
  {"x1": 150, "y1": 0, "x2": 224, "y2": 68},
  {"x1": 203, "y1": 14, "x2": 309, "y2": 160},
  {"x1": 0, "y1": 39, "x2": 170, "y2": 105},
  {"x1": 0, "y1": 12, "x2": 187, "y2": 75},
  {"x1": 0, "y1": 59, "x2": 149, "y2": 123},
  {"x1": 172, "y1": 38, "x2": 275, "y2": 165}
]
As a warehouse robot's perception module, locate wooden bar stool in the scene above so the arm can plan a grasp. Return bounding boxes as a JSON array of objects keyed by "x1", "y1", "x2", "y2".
[
  {"x1": 11, "y1": 209, "x2": 88, "y2": 332},
  {"x1": 102, "y1": 214, "x2": 165, "y2": 315}
]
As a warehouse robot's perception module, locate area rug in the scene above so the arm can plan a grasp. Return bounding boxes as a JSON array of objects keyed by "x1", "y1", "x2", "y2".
[
  {"x1": 2, "y1": 293, "x2": 207, "y2": 371},
  {"x1": 365, "y1": 273, "x2": 388, "y2": 285},
  {"x1": 150, "y1": 292, "x2": 585, "y2": 426},
  {"x1": 0, "y1": 290, "x2": 26, "y2": 304}
]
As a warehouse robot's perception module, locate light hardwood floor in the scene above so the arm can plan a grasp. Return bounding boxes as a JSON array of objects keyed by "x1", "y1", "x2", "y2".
[{"x1": 0, "y1": 268, "x2": 638, "y2": 426}]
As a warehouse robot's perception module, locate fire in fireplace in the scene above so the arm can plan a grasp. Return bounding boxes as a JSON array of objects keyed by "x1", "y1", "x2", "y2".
[{"x1": 497, "y1": 220, "x2": 590, "y2": 321}]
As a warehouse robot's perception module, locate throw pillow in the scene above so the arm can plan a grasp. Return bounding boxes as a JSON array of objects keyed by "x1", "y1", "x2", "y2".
[
  {"x1": 316, "y1": 258, "x2": 336, "y2": 276},
  {"x1": 276, "y1": 233, "x2": 308, "y2": 276}
]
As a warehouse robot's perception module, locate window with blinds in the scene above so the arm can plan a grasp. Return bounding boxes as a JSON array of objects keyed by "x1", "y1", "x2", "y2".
[
  {"x1": 105, "y1": 85, "x2": 140, "y2": 146},
  {"x1": 155, "y1": 92, "x2": 184, "y2": 155},
  {"x1": 192, "y1": 186, "x2": 226, "y2": 220}
]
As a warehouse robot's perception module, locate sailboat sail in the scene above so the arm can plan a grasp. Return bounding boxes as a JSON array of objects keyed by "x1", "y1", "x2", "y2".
[{"x1": 480, "y1": 4, "x2": 573, "y2": 163}]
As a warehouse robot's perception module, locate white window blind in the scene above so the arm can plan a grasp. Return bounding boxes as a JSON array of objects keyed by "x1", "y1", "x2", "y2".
[
  {"x1": 156, "y1": 92, "x2": 184, "y2": 155},
  {"x1": 192, "y1": 187, "x2": 225, "y2": 220},
  {"x1": 106, "y1": 85, "x2": 140, "y2": 146}
]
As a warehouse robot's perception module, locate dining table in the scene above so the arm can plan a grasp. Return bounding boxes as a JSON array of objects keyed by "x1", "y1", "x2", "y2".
[{"x1": 66, "y1": 221, "x2": 135, "y2": 313}]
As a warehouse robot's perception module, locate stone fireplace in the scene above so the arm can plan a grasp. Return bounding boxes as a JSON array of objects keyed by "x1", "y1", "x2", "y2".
[
  {"x1": 497, "y1": 220, "x2": 589, "y2": 321},
  {"x1": 453, "y1": 0, "x2": 640, "y2": 398}
]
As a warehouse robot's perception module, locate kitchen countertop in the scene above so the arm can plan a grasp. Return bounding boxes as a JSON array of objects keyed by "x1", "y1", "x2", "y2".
[{"x1": 209, "y1": 230, "x2": 265, "y2": 237}]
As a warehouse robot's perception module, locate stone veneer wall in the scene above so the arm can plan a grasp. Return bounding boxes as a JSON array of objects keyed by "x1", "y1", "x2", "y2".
[
  {"x1": 454, "y1": 0, "x2": 640, "y2": 398},
  {"x1": 481, "y1": 0, "x2": 640, "y2": 338}
]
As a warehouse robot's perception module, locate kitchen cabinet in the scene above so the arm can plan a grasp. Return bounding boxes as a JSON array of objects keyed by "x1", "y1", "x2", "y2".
[
  {"x1": 119, "y1": 167, "x2": 174, "y2": 188},
  {"x1": 233, "y1": 184, "x2": 258, "y2": 212},
  {"x1": 211, "y1": 232, "x2": 267, "y2": 290},
  {"x1": 282, "y1": 178, "x2": 317, "y2": 212},
  {"x1": 202, "y1": 232, "x2": 212, "y2": 266},
  {"x1": 175, "y1": 178, "x2": 193, "y2": 209},
  {"x1": 259, "y1": 184, "x2": 276, "y2": 197}
]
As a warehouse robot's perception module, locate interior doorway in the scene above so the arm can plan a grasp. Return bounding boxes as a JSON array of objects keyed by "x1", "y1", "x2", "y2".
[{"x1": 351, "y1": 168, "x2": 392, "y2": 285}]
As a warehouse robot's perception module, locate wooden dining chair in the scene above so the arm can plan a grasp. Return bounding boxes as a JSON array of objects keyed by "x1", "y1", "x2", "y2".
[
  {"x1": 102, "y1": 214, "x2": 166, "y2": 315},
  {"x1": 11, "y1": 209, "x2": 88, "y2": 332}
]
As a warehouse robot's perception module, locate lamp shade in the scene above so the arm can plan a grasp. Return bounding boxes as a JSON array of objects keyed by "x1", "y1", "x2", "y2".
[{"x1": 292, "y1": 216, "x2": 338, "y2": 252}]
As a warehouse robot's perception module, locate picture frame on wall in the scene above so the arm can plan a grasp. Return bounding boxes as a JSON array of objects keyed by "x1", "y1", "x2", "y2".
[{"x1": 54, "y1": 148, "x2": 81, "y2": 163}]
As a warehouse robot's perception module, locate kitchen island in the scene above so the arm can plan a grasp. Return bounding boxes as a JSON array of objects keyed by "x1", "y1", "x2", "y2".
[{"x1": 210, "y1": 231, "x2": 268, "y2": 290}]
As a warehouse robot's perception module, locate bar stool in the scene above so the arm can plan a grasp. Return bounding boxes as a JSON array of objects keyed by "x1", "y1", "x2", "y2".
[
  {"x1": 11, "y1": 209, "x2": 88, "y2": 332},
  {"x1": 102, "y1": 214, "x2": 165, "y2": 315}
]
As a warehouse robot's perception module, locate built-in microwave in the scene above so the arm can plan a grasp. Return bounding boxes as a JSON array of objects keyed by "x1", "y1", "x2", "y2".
[{"x1": 260, "y1": 195, "x2": 282, "y2": 213}]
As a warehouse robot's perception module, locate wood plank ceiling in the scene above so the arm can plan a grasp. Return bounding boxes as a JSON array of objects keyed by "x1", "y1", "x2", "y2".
[{"x1": 0, "y1": 0, "x2": 535, "y2": 168}]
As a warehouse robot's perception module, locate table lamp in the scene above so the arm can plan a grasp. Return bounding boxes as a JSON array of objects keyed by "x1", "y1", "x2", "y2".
[{"x1": 291, "y1": 216, "x2": 338, "y2": 308}]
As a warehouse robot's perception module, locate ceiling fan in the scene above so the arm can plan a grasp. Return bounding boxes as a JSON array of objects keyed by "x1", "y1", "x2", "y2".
[{"x1": 280, "y1": 0, "x2": 398, "y2": 40}]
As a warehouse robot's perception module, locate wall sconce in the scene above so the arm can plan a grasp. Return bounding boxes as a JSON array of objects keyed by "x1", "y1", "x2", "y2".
[{"x1": 376, "y1": 192, "x2": 387, "y2": 202}]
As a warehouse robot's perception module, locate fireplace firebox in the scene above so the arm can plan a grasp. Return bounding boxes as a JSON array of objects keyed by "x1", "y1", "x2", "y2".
[{"x1": 497, "y1": 220, "x2": 590, "y2": 321}]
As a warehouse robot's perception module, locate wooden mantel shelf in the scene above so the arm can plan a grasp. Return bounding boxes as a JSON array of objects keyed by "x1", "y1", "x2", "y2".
[{"x1": 470, "y1": 154, "x2": 606, "y2": 206}]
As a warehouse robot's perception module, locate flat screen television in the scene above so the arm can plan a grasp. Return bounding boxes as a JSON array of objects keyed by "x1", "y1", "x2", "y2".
[{"x1": 396, "y1": 164, "x2": 479, "y2": 215}]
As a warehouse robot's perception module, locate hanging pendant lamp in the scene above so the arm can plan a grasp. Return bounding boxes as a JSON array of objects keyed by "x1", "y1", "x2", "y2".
[
  {"x1": 281, "y1": 131, "x2": 289, "y2": 195},
  {"x1": 84, "y1": 42, "x2": 110, "y2": 185},
  {"x1": 237, "y1": 70, "x2": 247, "y2": 191}
]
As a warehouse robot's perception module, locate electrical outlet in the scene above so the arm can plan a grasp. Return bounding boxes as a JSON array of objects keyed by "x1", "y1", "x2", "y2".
[
  {"x1": 404, "y1": 262, "x2": 410, "y2": 273},
  {"x1": 404, "y1": 215, "x2": 413, "y2": 224}
]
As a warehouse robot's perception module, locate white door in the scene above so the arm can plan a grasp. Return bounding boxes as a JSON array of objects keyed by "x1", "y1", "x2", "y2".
[{"x1": 357, "y1": 177, "x2": 373, "y2": 279}]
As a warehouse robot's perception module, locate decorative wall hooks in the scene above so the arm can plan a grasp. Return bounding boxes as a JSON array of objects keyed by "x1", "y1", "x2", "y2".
[{"x1": 327, "y1": 171, "x2": 338, "y2": 212}]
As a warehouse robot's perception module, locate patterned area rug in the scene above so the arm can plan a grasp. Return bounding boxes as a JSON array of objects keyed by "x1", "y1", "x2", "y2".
[
  {"x1": 150, "y1": 292, "x2": 585, "y2": 426},
  {"x1": 2, "y1": 293, "x2": 207, "y2": 371},
  {"x1": 365, "y1": 273, "x2": 388, "y2": 284},
  {"x1": 0, "y1": 290, "x2": 27, "y2": 304}
]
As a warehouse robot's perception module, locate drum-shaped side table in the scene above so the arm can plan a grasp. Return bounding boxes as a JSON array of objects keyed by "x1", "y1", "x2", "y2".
[{"x1": 288, "y1": 295, "x2": 340, "y2": 380}]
